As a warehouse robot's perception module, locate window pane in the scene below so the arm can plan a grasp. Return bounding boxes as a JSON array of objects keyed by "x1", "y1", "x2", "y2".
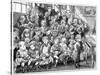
[
  {"x1": 22, "y1": 5, "x2": 26, "y2": 13},
  {"x1": 16, "y1": 3, "x2": 21, "y2": 12},
  {"x1": 12, "y1": 3, "x2": 16, "y2": 12}
]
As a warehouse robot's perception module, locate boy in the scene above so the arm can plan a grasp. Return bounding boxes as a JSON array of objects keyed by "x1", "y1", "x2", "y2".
[{"x1": 74, "y1": 34, "x2": 83, "y2": 68}]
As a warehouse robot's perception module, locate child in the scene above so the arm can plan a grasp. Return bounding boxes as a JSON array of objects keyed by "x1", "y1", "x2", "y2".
[
  {"x1": 15, "y1": 41, "x2": 30, "y2": 68},
  {"x1": 28, "y1": 41, "x2": 36, "y2": 58},
  {"x1": 69, "y1": 35, "x2": 76, "y2": 51},
  {"x1": 50, "y1": 38, "x2": 60, "y2": 67},
  {"x1": 40, "y1": 36, "x2": 51, "y2": 57},
  {"x1": 50, "y1": 37, "x2": 60, "y2": 54},
  {"x1": 60, "y1": 37, "x2": 72, "y2": 58},
  {"x1": 21, "y1": 28, "x2": 31, "y2": 43},
  {"x1": 13, "y1": 28, "x2": 19, "y2": 46},
  {"x1": 28, "y1": 41, "x2": 40, "y2": 65},
  {"x1": 40, "y1": 20, "x2": 48, "y2": 34},
  {"x1": 59, "y1": 37, "x2": 68, "y2": 52},
  {"x1": 34, "y1": 29, "x2": 41, "y2": 42},
  {"x1": 51, "y1": 30, "x2": 58, "y2": 39},
  {"x1": 74, "y1": 34, "x2": 83, "y2": 68}
]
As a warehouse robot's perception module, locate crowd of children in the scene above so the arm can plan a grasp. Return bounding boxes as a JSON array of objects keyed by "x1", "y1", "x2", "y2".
[{"x1": 13, "y1": 4, "x2": 96, "y2": 73}]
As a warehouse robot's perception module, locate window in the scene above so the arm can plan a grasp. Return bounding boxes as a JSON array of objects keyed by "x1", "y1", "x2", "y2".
[
  {"x1": 12, "y1": 1, "x2": 32, "y2": 14},
  {"x1": 12, "y1": 3, "x2": 16, "y2": 12},
  {"x1": 22, "y1": 5, "x2": 26, "y2": 13},
  {"x1": 16, "y1": 3, "x2": 21, "y2": 12}
]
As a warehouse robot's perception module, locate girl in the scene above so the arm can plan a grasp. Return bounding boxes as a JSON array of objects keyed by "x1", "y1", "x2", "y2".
[
  {"x1": 15, "y1": 41, "x2": 30, "y2": 69},
  {"x1": 40, "y1": 36, "x2": 51, "y2": 57}
]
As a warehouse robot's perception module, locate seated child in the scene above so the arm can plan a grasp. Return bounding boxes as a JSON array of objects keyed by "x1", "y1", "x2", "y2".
[{"x1": 15, "y1": 41, "x2": 30, "y2": 67}]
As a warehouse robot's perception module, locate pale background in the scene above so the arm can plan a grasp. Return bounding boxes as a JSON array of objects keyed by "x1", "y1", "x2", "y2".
[{"x1": 0, "y1": 0, "x2": 99, "y2": 75}]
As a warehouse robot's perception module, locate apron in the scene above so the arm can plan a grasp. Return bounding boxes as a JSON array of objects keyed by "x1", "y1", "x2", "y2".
[{"x1": 42, "y1": 44, "x2": 50, "y2": 56}]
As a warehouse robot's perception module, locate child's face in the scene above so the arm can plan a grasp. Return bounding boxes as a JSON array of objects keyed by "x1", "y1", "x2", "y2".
[
  {"x1": 25, "y1": 38, "x2": 30, "y2": 43},
  {"x1": 31, "y1": 15, "x2": 35, "y2": 22},
  {"x1": 48, "y1": 7, "x2": 51, "y2": 12},
  {"x1": 42, "y1": 57, "x2": 46, "y2": 60},
  {"x1": 73, "y1": 19, "x2": 78, "y2": 24},
  {"x1": 36, "y1": 31, "x2": 41, "y2": 35},
  {"x1": 13, "y1": 31, "x2": 18, "y2": 39},
  {"x1": 52, "y1": 31, "x2": 58, "y2": 37},
  {"x1": 43, "y1": 38, "x2": 48, "y2": 44},
  {"x1": 51, "y1": 16, "x2": 54, "y2": 21},
  {"x1": 54, "y1": 39, "x2": 59, "y2": 44},
  {"x1": 45, "y1": 12, "x2": 49, "y2": 17},
  {"x1": 46, "y1": 30, "x2": 51, "y2": 35},
  {"x1": 54, "y1": 15, "x2": 58, "y2": 20},
  {"x1": 71, "y1": 35, "x2": 74, "y2": 39},
  {"x1": 62, "y1": 16, "x2": 66, "y2": 20},
  {"x1": 78, "y1": 19, "x2": 82, "y2": 24},
  {"x1": 20, "y1": 16, "x2": 25, "y2": 24},
  {"x1": 61, "y1": 38, "x2": 66, "y2": 43},
  {"x1": 55, "y1": 51, "x2": 59, "y2": 55},
  {"x1": 41, "y1": 20, "x2": 46, "y2": 27},
  {"x1": 25, "y1": 32, "x2": 30, "y2": 37},
  {"x1": 76, "y1": 35, "x2": 81, "y2": 41},
  {"x1": 20, "y1": 45, "x2": 26, "y2": 50},
  {"x1": 30, "y1": 44, "x2": 35, "y2": 50},
  {"x1": 19, "y1": 42, "x2": 26, "y2": 50},
  {"x1": 61, "y1": 20, "x2": 66, "y2": 26},
  {"x1": 36, "y1": 51, "x2": 39, "y2": 54}
]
